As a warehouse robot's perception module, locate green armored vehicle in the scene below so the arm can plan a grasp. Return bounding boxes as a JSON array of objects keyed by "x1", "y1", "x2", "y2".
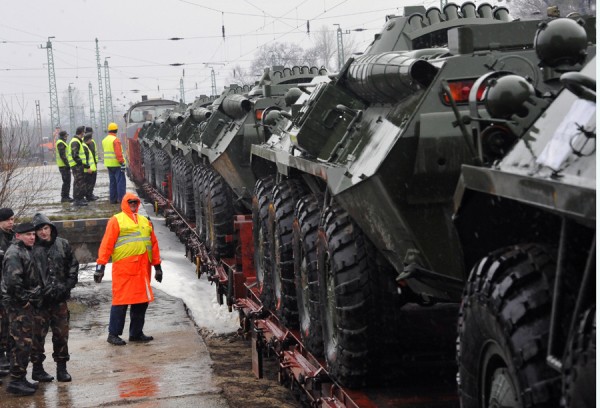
[
  {"x1": 179, "y1": 68, "x2": 327, "y2": 258},
  {"x1": 455, "y1": 18, "x2": 596, "y2": 408},
  {"x1": 249, "y1": 1, "x2": 596, "y2": 396}
]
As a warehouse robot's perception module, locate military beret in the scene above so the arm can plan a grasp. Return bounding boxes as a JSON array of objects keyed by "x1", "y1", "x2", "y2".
[
  {"x1": 0, "y1": 208, "x2": 14, "y2": 221},
  {"x1": 14, "y1": 222, "x2": 35, "y2": 233}
]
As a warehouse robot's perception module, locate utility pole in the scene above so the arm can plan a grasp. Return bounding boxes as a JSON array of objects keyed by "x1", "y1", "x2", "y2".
[
  {"x1": 35, "y1": 100, "x2": 44, "y2": 162},
  {"x1": 180, "y1": 69, "x2": 185, "y2": 104},
  {"x1": 40, "y1": 37, "x2": 60, "y2": 129},
  {"x1": 334, "y1": 24, "x2": 345, "y2": 71},
  {"x1": 88, "y1": 82, "x2": 97, "y2": 133},
  {"x1": 68, "y1": 83, "x2": 76, "y2": 135},
  {"x1": 104, "y1": 57, "x2": 114, "y2": 123},
  {"x1": 95, "y1": 38, "x2": 107, "y2": 133},
  {"x1": 210, "y1": 67, "x2": 217, "y2": 96}
]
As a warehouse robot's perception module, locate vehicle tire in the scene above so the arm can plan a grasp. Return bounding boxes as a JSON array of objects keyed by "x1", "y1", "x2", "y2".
[
  {"x1": 292, "y1": 193, "x2": 323, "y2": 356},
  {"x1": 268, "y1": 179, "x2": 306, "y2": 328},
  {"x1": 154, "y1": 148, "x2": 171, "y2": 198},
  {"x1": 316, "y1": 203, "x2": 381, "y2": 388},
  {"x1": 141, "y1": 145, "x2": 155, "y2": 187},
  {"x1": 172, "y1": 156, "x2": 181, "y2": 211},
  {"x1": 561, "y1": 306, "x2": 595, "y2": 408},
  {"x1": 252, "y1": 176, "x2": 275, "y2": 309},
  {"x1": 181, "y1": 160, "x2": 195, "y2": 220},
  {"x1": 193, "y1": 165, "x2": 208, "y2": 241},
  {"x1": 204, "y1": 170, "x2": 235, "y2": 259},
  {"x1": 458, "y1": 244, "x2": 560, "y2": 408}
]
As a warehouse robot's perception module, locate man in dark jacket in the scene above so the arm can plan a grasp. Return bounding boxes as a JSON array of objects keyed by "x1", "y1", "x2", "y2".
[
  {"x1": 1, "y1": 222, "x2": 43, "y2": 396},
  {"x1": 31, "y1": 213, "x2": 78, "y2": 383},
  {"x1": 0, "y1": 207, "x2": 15, "y2": 378},
  {"x1": 55, "y1": 131, "x2": 73, "y2": 202}
]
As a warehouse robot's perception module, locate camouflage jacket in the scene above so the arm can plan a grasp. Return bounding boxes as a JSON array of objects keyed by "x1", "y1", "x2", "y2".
[
  {"x1": 0, "y1": 228, "x2": 14, "y2": 281},
  {"x1": 1, "y1": 239, "x2": 43, "y2": 306},
  {"x1": 32, "y1": 214, "x2": 79, "y2": 302}
]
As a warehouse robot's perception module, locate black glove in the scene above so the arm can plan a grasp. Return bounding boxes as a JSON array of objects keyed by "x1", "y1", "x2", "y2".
[
  {"x1": 94, "y1": 264, "x2": 105, "y2": 283},
  {"x1": 154, "y1": 264, "x2": 163, "y2": 283}
]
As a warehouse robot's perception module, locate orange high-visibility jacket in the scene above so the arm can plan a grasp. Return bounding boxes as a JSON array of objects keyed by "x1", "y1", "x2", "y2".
[{"x1": 97, "y1": 192, "x2": 161, "y2": 305}]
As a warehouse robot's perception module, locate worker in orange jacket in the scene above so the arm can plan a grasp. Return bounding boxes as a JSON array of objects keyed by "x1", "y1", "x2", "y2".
[{"x1": 93, "y1": 192, "x2": 163, "y2": 346}]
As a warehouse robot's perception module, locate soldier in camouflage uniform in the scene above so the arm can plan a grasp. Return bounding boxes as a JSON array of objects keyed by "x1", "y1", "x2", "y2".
[
  {"x1": 31, "y1": 213, "x2": 78, "y2": 383},
  {"x1": 69, "y1": 126, "x2": 91, "y2": 207},
  {"x1": 0, "y1": 208, "x2": 15, "y2": 379},
  {"x1": 84, "y1": 127, "x2": 100, "y2": 201},
  {"x1": 1, "y1": 222, "x2": 43, "y2": 396}
]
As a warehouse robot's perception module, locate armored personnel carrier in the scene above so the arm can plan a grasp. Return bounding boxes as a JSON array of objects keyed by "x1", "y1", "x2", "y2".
[
  {"x1": 454, "y1": 18, "x2": 596, "y2": 408},
  {"x1": 249, "y1": 1, "x2": 596, "y2": 395},
  {"x1": 170, "y1": 68, "x2": 327, "y2": 258}
]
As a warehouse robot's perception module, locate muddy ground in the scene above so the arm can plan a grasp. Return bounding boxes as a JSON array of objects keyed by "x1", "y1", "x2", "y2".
[
  {"x1": 198, "y1": 327, "x2": 302, "y2": 408},
  {"x1": 0, "y1": 283, "x2": 303, "y2": 408}
]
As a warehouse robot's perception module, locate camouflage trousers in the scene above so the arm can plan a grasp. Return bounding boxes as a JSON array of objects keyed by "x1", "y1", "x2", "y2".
[
  {"x1": 5, "y1": 302, "x2": 35, "y2": 378},
  {"x1": 72, "y1": 165, "x2": 86, "y2": 201},
  {"x1": 0, "y1": 302, "x2": 9, "y2": 353},
  {"x1": 31, "y1": 301, "x2": 70, "y2": 364}
]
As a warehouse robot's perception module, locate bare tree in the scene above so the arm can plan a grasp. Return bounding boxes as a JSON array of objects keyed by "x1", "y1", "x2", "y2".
[
  {"x1": 0, "y1": 99, "x2": 53, "y2": 218},
  {"x1": 307, "y1": 27, "x2": 337, "y2": 70},
  {"x1": 504, "y1": 0, "x2": 595, "y2": 19},
  {"x1": 249, "y1": 42, "x2": 310, "y2": 76},
  {"x1": 227, "y1": 64, "x2": 258, "y2": 88}
]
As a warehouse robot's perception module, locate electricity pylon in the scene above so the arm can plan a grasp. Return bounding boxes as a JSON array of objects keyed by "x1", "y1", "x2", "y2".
[
  {"x1": 40, "y1": 37, "x2": 60, "y2": 129},
  {"x1": 95, "y1": 38, "x2": 107, "y2": 133}
]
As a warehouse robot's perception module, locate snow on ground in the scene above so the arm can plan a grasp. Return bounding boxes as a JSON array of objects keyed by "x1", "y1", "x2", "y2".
[
  {"x1": 12, "y1": 164, "x2": 239, "y2": 334},
  {"x1": 74, "y1": 198, "x2": 240, "y2": 335}
]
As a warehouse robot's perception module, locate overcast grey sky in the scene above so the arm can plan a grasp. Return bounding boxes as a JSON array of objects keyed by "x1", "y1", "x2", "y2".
[{"x1": 1, "y1": 0, "x2": 441, "y2": 123}]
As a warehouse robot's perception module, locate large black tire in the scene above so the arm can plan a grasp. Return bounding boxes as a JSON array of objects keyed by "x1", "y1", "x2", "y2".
[
  {"x1": 268, "y1": 179, "x2": 306, "y2": 328},
  {"x1": 192, "y1": 165, "x2": 208, "y2": 241},
  {"x1": 252, "y1": 176, "x2": 275, "y2": 309},
  {"x1": 458, "y1": 244, "x2": 560, "y2": 408},
  {"x1": 316, "y1": 203, "x2": 381, "y2": 388},
  {"x1": 172, "y1": 156, "x2": 181, "y2": 211},
  {"x1": 154, "y1": 148, "x2": 171, "y2": 198},
  {"x1": 561, "y1": 307, "x2": 595, "y2": 408},
  {"x1": 181, "y1": 160, "x2": 195, "y2": 220},
  {"x1": 204, "y1": 170, "x2": 235, "y2": 259},
  {"x1": 141, "y1": 145, "x2": 155, "y2": 187},
  {"x1": 292, "y1": 194, "x2": 323, "y2": 356}
]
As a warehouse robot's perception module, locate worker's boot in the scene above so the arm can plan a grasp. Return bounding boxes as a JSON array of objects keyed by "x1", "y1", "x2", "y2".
[
  {"x1": 6, "y1": 377, "x2": 36, "y2": 396},
  {"x1": 32, "y1": 362, "x2": 54, "y2": 382},
  {"x1": 56, "y1": 361, "x2": 71, "y2": 382}
]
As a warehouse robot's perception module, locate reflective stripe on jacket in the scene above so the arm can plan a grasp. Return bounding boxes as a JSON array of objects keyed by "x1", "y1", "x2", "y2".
[
  {"x1": 55, "y1": 139, "x2": 70, "y2": 167},
  {"x1": 96, "y1": 192, "x2": 161, "y2": 305},
  {"x1": 112, "y1": 212, "x2": 152, "y2": 262},
  {"x1": 68, "y1": 138, "x2": 85, "y2": 168},
  {"x1": 82, "y1": 143, "x2": 96, "y2": 172},
  {"x1": 102, "y1": 134, "x2": 120, "y2": 167}
]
